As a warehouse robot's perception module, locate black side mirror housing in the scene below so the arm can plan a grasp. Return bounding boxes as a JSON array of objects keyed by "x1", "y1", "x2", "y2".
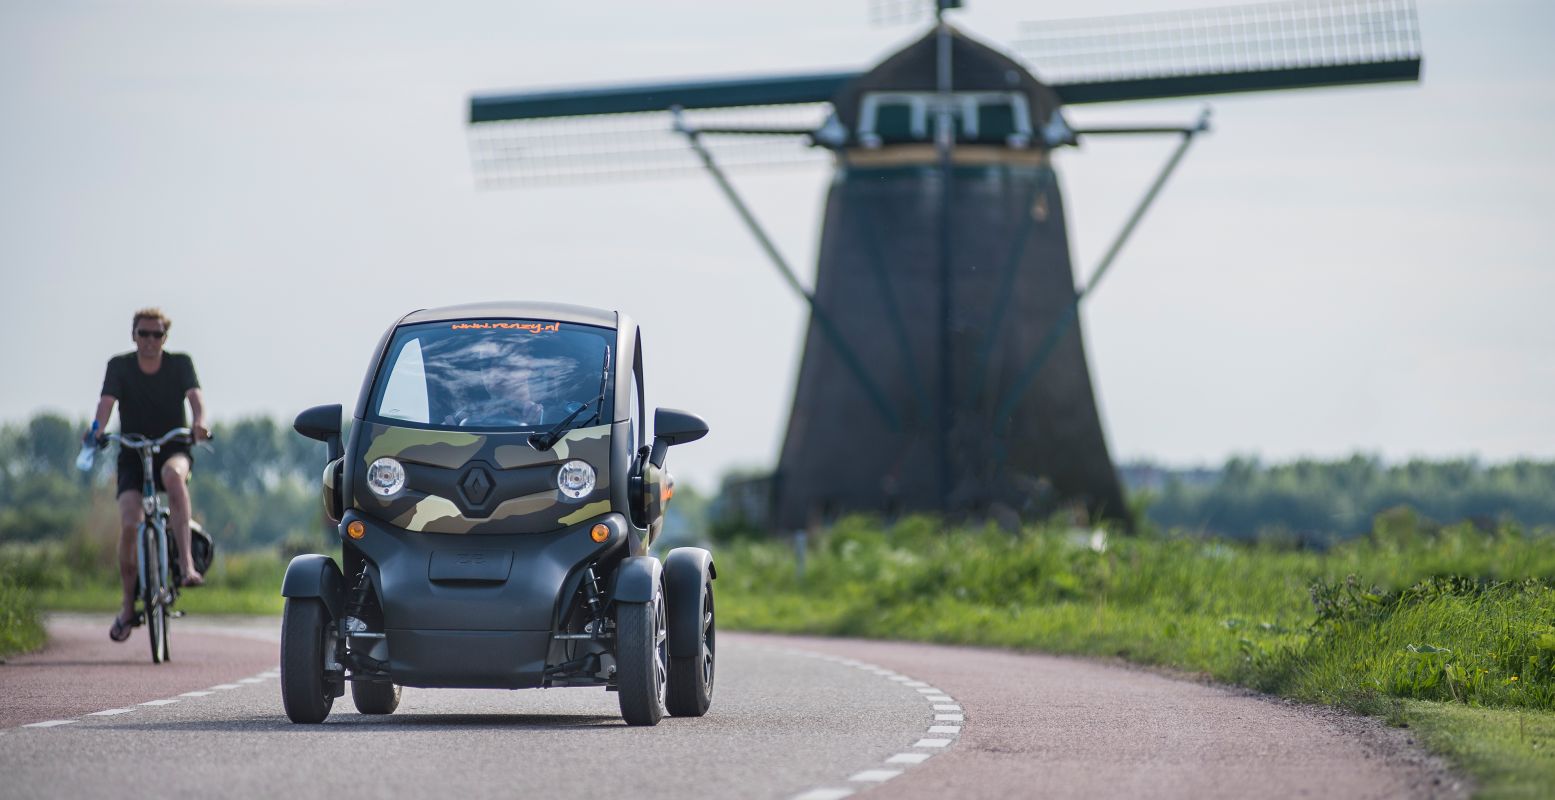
[
  {"x1": 295, "y1": 404, "x2": 344, "y2": 462},
  {"x1": 654, "y1": 408, "x2": 709, "y2": 446},
  {"x1": 649, "y1": 408, "x2": 708, "y2": 468}
]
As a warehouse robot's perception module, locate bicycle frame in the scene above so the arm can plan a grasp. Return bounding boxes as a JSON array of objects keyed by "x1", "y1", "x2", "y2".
[{"x1": 106, "y1": 427, "x2": 193, "y2": 663}]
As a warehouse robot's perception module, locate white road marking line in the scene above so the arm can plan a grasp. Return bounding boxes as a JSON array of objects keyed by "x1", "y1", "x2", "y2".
[
  {"x1": 88, "y1": 709, "x2": 135, "y2": 716},
  {"x1": 22, "y1": 720, "x2": 76, "y2": 728},
  {"x1": 180, "y1": 691, "x2": 214, "y2": 697},
  {"x1": 237, "y1": 678, "x2": 263, "y2": 684},
  {"x1": 140, "y1": 699, "x2": 180, "y2": 706},
  {"x1": 210, "y1": 684, "x2": 241, "y2": 690},
  {"x1": 258, "y1": 672, "x2": 280, "y2": 679},
  {"x1": 787, "y1": 647, "x2": 966, "y2": 800},
  {"x1": 793, "y1": 789, "x2": 854, "y2": 800}
]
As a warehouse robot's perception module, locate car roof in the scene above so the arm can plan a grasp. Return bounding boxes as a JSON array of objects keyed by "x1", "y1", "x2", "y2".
[{"x1": 399, "y1": 301, "x2": 617, "y2": 329}]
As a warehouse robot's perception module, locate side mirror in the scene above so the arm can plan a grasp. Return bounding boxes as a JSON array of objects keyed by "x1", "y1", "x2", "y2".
[
  {"x1": 649, "y1": 408, "x2": 708, "y2": 468},
  {"x1": 294, "y1": 404, "x2": 344, "y2": 462}
]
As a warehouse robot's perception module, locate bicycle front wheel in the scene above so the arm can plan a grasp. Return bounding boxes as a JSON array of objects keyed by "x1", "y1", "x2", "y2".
[{"x1": 141, "y1": 523, "x2": 169, "y2": 664}]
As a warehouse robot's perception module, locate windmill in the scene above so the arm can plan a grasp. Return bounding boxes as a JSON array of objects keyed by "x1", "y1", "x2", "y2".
[{"x1": 465, "y1": 0, "x2": 1422, "y2": 530}]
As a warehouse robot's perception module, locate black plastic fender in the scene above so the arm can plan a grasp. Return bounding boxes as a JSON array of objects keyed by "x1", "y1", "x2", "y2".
[
  {"x1": 612, "y1": 556, "x2": 662, "y2": 604},
  {"x1": 281, "y1": 554, "x2": 345, "y2": 621},
  {"x1": 664, "y1": 547, "x2": 715, "y2": 660}
]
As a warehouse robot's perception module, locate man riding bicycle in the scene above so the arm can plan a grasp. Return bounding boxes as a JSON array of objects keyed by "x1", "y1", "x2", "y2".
[{"x1": 89, "y1": 308, "x2": 210, "y2": 643}]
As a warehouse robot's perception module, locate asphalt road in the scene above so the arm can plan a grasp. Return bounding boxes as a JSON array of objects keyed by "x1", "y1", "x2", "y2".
[{"x1": 1, "y1": 616, "x2": 1464, "y2": 799}]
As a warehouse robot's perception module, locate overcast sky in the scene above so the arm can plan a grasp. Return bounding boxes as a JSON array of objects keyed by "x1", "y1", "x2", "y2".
[{"x1": 2, "y1": 0, "x2": 1550, "y2": 492}]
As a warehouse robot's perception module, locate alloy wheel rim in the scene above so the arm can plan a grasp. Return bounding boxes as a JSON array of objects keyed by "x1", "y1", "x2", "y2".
[
  {"x1": 653, "y1": 593, "x2": 667, "y2": 707},
  {"x1": 701, "y1": 587, "x2": 715, "y2": 688}
]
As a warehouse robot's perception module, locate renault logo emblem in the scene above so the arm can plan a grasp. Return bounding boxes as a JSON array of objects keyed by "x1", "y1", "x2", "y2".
[{"x1": 459, "y1": 466, "x2": 493, "y2": 506}]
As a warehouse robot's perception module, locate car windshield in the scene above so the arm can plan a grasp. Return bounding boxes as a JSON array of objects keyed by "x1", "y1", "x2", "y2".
[{"x1": 369, "y1": 319, "x2": 614, "y2": 432}]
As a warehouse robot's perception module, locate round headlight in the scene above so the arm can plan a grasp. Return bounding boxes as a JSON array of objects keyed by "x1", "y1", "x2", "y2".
[
  {"x1": 557, "y1": 460, "x2": 595, "y2": 499},
  {"x1": 366, "y1": 457, "x2": 406, "y2": 497}
]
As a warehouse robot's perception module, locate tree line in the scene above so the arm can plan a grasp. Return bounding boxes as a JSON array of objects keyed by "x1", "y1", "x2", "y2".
[
  {"x1": 3, "y1": 411, "x2": 1551, "y2": 550},
  {"x1": 1122, "y1": 455, "x2": 1555, "y2": 542},
  {"x1": 0, "y1": 412, "x2": 327, "y2": 551}
]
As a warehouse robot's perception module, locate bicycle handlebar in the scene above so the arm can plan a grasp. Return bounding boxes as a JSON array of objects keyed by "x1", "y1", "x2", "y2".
[{"x1": 101, "y1": 427, "x2": 211, "y2": 452}]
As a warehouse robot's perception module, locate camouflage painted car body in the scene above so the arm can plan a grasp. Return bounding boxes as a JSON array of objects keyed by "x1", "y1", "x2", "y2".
[
  {"x1": 325, "y1": 302, "x2": 652, "y2": 689},
  {"x1": 352, "y1": 422, "x2": 614, "y2": 535}
]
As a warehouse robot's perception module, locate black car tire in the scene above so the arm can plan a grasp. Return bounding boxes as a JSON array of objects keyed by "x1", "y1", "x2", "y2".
[
  {"x1": 616, "y1": 590, "x2": 667, "y2": 726},
  {"x1": 281, "y1": 598, "x2": 335, "y2": 724},
  {"x1": 666, "y1": 581, "x2": 714, "y2": 717},
  {"x1": 352, "y1": 680, "x2": 401, "y2": 715}
]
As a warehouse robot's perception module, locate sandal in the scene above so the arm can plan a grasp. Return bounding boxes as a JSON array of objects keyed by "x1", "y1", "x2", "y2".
[{"x1": 109, "y1": 612, "x2": 136, "y2": 642}]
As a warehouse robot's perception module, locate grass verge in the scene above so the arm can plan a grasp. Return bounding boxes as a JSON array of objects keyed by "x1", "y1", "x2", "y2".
[
  {"x1": 6, "y1": 542, "x2": 289, "y2": 617},
  {"x1": 716, "y1": 512, "x2": 1555, "y2": 798},
  {"x1": 1, "y1": 570, "x2": 47, "y2": 659}
]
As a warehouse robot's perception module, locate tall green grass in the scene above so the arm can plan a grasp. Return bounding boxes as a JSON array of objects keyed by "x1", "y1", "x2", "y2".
[
  {"x1": 3, "y1": 539, "x2": 289, "y2": 616},
  {"x1": 0, "y1": 569, "x2": 45, "y2": 658},
  {"x1": 716, "y1": 511, "x2": 1555, "y2": 796}
]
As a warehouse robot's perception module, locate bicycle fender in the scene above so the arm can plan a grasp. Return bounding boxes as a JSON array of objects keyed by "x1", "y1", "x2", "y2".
[
  {"x1": 281, "y1": 554, "x2": 344, "y2": 621},
  {"x1": 611, "y1": 556, "x2": 662, "y2": 605},
  {"x1": 664, "y1": 547, "x2": 715, "y2": 659}
]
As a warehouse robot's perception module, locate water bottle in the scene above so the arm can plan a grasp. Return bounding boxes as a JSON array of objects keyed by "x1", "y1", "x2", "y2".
[{"x1": 75, "y1": 420, "x2": 99, "y2": 472}]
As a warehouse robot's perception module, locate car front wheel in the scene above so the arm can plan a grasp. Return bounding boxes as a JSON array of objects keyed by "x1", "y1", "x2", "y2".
[
  {"x1": 615, "y1": 588, "x2": 667, "y2": 726},
  {"x1": 280, "y1": 598, "x2": 336, "y2": 724}
]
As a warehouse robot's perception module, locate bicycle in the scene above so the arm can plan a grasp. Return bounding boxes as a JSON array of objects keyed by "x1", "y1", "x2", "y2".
[{"x1": 90, "y1": 427, "x2": 210, "y2": 663}]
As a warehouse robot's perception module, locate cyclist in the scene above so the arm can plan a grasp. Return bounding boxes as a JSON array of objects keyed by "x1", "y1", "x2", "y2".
[{"x1": 88, "y1": 308, "x2": 210, "y2": 643}]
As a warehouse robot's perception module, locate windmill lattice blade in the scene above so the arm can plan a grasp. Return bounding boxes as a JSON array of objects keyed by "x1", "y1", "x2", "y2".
[
  {"x1": 1018, "y1": 0, "x2": 1421, "y2": 104},
  {"x1": 869, "y1": 0, "x2": 934, "y2": 27},
  {"x1": 469, "y1": 105, "x2": 832, "y2": 187},
  {"x1": 470, "y1": 71, "x2": 856, "y2": 123}
]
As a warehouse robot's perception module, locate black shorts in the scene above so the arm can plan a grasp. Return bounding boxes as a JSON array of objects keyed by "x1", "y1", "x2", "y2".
[{"x1": 116, "y1": 443, "x2": 193, "y2": 497}]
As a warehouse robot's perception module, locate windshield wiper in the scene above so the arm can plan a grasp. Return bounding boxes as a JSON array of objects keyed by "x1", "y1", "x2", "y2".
[{"x1": 529, "y1": 391, "x2": 605, "y2": 452}]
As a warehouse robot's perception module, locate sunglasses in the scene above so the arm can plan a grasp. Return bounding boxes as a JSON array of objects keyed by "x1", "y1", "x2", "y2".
[{"x1": 136, "y1": 329, "x2": 166, "y2": 340}]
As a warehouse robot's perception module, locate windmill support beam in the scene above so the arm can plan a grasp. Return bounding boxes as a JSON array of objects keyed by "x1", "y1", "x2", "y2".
[
  {"x1": 933, "y1": 17, "x2": 955, "y2": 514},
  {"x1": 673, "y1": 110, "x2": 902, "y2": 432},
  {"x1": 993, "y1": 109, "x2": 1211, "y2": 435}
]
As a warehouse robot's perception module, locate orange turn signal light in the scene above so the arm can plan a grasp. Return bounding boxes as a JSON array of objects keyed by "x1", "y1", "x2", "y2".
[
  {"x1": 590, "y1": 523, "x2": 610, "y2": 543},
  {"x1": 346, "y1": 521, "x2": 365, "y2": 540}
]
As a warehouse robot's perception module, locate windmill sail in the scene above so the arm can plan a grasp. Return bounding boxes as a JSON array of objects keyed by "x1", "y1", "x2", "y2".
[
  {"x1": 1022, "y1": 0, "x2": 1422, "y2": 104},
  {"x1": 469, "y1": 73, "x2": 855, "y2": 185}
]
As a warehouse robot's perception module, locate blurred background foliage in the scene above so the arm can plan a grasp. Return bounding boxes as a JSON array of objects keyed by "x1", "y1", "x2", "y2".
[
  {"x1": 4, "y1": 411, "x2": 1555, "y2": 557},
  {"x1": 0, "y1": 412, "x2": 327, "y2": 552},
  {"x1": 1123, "y1": 457, "x2": 1555, "y2": 543}
]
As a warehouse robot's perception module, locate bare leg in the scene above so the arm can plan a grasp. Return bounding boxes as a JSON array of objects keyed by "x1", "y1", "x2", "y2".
[
  {"x1": 162, "y1": 454, "x2": 201, "y2": 585},
  {"x1": 116, "y1": 491, "x2": 142, "y2": 625}
]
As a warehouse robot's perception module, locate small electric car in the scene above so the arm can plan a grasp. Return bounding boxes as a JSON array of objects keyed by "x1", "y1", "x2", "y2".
[{"x1": 282, "y1": 302, "x2": 713, "y2": 726}]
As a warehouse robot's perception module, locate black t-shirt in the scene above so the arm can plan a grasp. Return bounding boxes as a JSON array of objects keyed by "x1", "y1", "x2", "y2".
[{"x1": 101, "y1": 352, "x2": 201, "y2": 438}]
